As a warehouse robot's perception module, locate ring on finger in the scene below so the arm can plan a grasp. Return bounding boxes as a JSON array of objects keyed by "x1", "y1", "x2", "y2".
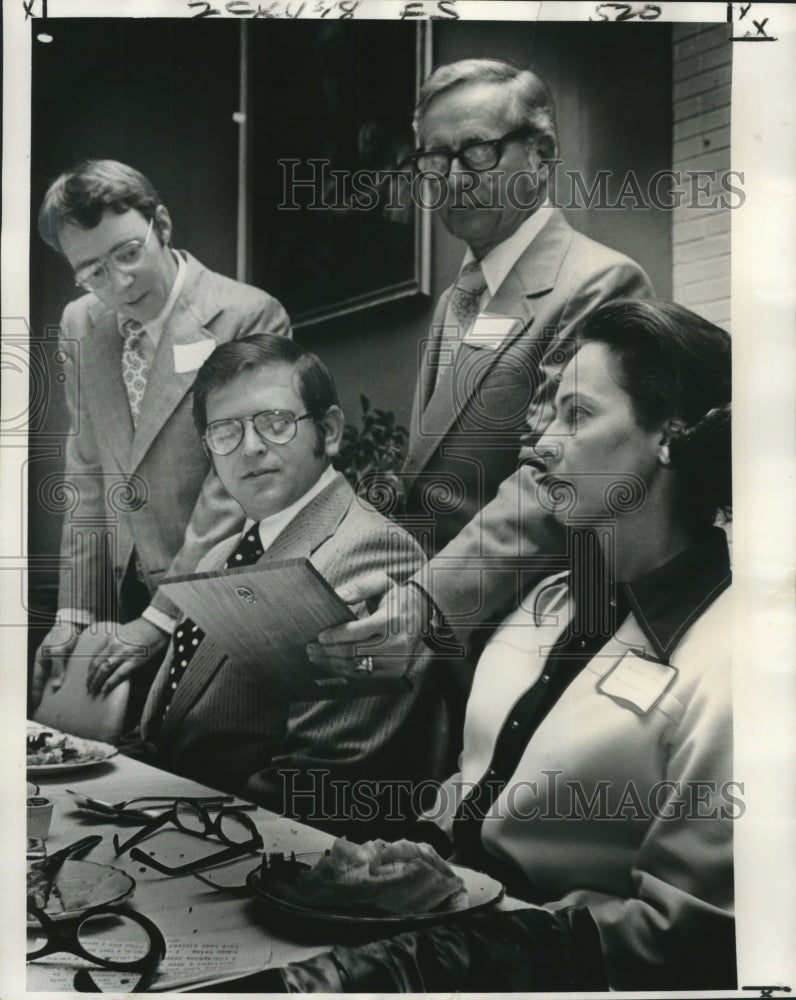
[{"x1": 355, "y1": 656, "x2": 374, "y2": 674}]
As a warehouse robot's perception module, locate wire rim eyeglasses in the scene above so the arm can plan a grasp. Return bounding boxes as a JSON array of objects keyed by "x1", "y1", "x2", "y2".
[
  {"x1": 203, "y1": 409, "x2": 314, "y2": 456},
  {"x1": 73, "y1": 218, "x2": 154, "y2": 292},
  {"x1": 404, "y1": 127, "x2": 536, "y2": 178}
]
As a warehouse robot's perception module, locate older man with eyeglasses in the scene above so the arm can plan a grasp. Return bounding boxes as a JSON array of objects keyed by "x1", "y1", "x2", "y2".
[
  {"x1": 32, "y1": 159, "x2": 291, "y2": 715},
  {"x1": 310, "y1": 58, "x2": 654, "y2": 747}
]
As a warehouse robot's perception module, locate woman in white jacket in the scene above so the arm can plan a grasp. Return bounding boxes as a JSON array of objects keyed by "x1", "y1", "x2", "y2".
[
  {"x1": 436, "y1": 297, "x2": 735, "y2": 989},
  {"x1": 259, "y1": 299, "x2": 735, "y2": 993}
]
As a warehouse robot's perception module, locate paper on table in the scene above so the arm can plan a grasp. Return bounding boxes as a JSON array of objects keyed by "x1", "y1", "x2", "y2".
[{"x1": 27, "y1": 938, "x2": 273, "y2": 991}]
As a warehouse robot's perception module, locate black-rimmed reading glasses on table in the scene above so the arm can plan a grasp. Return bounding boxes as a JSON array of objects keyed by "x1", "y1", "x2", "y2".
[
  {"x1": 113, "y1": 798, "x2": 263, "y2": 879},
  {"x1": 27, "y1": 904, "x2": 166, "y2": 993}
]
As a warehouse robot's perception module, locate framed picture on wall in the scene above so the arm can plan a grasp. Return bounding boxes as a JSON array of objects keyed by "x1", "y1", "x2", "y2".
[{"x1": 246, "y1": 20, "x2": 431, "y2": 329}]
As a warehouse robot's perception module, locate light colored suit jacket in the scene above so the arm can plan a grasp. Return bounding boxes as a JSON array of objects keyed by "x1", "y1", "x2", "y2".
[
  {"x1": 56, "y1": 251, "x2": 290, "y2": 621},
  {"x1": 403, "y1": 211, "x2": 654, "y2": 642},
  {"x1": 140, "y1": 472, "x2": 444, "y2": 816}
]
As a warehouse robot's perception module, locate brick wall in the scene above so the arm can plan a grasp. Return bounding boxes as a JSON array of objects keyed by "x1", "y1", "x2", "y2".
[{"x1": 671, "y1": 24, "x2": 732, "y2": 331}]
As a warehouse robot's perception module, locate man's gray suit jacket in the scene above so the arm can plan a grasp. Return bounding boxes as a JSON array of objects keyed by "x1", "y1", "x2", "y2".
[
  {"x1": 141, "y1": 472, "x2": 444, "y2": 826},
  {"x1": 55, "y1": 250, "x2": 290, "y2": 622},
  {"x1": 402, "y1": 210, "x2": 654, "y2": 646}
]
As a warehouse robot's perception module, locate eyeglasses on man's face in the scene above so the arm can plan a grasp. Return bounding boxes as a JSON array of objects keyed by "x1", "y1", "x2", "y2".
[
  {"x1": 73, "y1": 217, "x2": 154, "y2": 292},
  {"x1": 203, "y1": 409, "x2": 314, "y2": 456},
  {"x1": 27, "y1": 903, "x2": 166, "y2": 992},
  {"x1": 405, "y1": 127, "x2": 535, "y2": 178}
]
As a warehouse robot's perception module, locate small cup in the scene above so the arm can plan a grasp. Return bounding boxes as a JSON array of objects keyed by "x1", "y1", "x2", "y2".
[
  {"x1": 27, "y1": 796, "x2": 54, "y2": 840},
  {"x1": 27, "y1": 837, "x2": 47, "y2": 861}
]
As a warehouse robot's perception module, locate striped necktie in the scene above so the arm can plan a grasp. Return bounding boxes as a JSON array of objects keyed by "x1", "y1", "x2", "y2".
[{"x1": 160, "y1": 526, "x2": 265, "y2": 720}]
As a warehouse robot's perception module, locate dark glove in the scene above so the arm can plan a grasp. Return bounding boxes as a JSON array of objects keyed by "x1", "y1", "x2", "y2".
[{"x1": 273, "y1": 905, "x2": 607, "y2": 993}]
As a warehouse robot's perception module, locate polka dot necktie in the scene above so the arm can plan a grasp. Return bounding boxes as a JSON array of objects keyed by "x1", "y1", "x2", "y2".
[
  {"x1": 121, "y1": 320, "x2": 149, "y2": 425},
  {"x1": 160, "y1": 526, "x2": 265, "y2": 719}
]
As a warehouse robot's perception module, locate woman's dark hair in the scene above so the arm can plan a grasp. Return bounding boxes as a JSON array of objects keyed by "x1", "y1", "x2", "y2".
[
  {"x1": 575, "y1": 299, "x2": 731, "y2": 529},
  {"x1": 191, "y1": 334, "x2": 338, "y2": 443}
]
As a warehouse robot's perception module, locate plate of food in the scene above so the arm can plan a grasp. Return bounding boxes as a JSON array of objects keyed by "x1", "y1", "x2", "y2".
[
  {"x1": 248, "y1": 838, "x2": 504, "y2": 940},
  {"x1": 26, "y1": 727, "x2": 117, "y2": 775},
  {"x1": 27, "y1": 860, "x2": 135, "y2": 923}
]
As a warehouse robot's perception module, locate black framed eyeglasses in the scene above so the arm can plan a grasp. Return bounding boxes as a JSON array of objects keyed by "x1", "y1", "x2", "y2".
[
  {"x1": 404, "y1": 127, "x2": 535, "y2": 178},
  {"x1": 27, "y1": 904, "x2": 166, "y2": 993},
  {"x1": 203, "y1": 409, "x2": 314, "y2": 456},
  {"x1": 114, "y1": 798, "x2": 263, "y2": 875},
  {"x1": 73, "y1": 218, "x2": 154, "y2": 292}
]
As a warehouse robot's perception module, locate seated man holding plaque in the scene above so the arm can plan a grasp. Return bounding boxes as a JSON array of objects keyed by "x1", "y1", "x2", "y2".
[{"x1": 137, "y1": 334, "x2": 444, "y2": 835}]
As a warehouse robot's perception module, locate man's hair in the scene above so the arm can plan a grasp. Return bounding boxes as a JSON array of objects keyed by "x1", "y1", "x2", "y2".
[
  {"x1": 192, "y1": 334, "x2": 339, "y2": 439},
  {"x1": 575, "y1": 299, "x2": 732, "y2": 530},
  {"x1": 38, "y1": 159, "x2": 163, "y2": 252},
  {"x1": 414, "y1": 58, "x2": 558, "y2": 153}
]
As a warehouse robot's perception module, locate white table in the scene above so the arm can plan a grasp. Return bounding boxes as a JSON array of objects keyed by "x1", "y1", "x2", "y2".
[{"x1": 28, "y1": 750, "x2": 342, "y2": 992}]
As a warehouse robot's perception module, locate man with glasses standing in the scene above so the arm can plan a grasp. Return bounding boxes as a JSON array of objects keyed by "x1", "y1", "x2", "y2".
[
  {"x1": 32, "y1": 160, "x2": 290, "y2": 713},
  {"x1": 310, "y1": 59, "x2": 653, "y2": 733},
  {"x1": 137, "y1": 335, "x2": 441, "y2": 835}
]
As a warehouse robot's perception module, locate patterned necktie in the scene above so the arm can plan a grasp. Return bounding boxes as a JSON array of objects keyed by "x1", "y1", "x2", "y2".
[
  {"x1": 160, "y1": 526, "x2": 265, "y2": 721},
  {"x1": 121, "y1": 320, "x2": 149, "y2": 425},
  {"x1": 429, "y1": 260, "x2": 488, "y2": 401},
  {"x1": 448, "y1": 260, "x2": 487, "y2": 334}
]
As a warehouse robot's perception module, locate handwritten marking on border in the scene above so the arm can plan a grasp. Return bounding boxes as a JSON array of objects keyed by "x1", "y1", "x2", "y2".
[
  {"x1": 728, "y1": 2, "x2": 778, "y2": 41},
  {"x1": 23, "y1": 0, "x2": 47, "y2": 19},
  {"x1": 590, "y1": 3, "x2": 661, "y2": 21}
]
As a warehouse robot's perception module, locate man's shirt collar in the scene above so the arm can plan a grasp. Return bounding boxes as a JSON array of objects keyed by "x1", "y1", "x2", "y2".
[
  {"x1": 117, "y1": 249, "x2": 185, "y2": 348},
  {"x1": 243, "y1": 463, "x2": 338, "y2": 554},
  {"x1": 462, "y1": 204, "x2": 554, "y2": 299}
]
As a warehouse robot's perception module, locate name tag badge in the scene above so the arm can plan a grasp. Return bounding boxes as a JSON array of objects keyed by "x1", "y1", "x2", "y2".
[
  {"x1": 173, "y1": 339, "x2": 217, "y2": 374},
  {"x1": 597, "y1": 651, "x2": 677, "y2": 715},
  {"x1": 464, "y1": 314, "x2": 519, "y2": 350}
]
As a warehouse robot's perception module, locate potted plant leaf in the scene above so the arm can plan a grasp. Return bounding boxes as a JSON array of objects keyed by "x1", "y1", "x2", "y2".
[{"x1": 335, "y1": 394, "x2": 408, "y2": 518}]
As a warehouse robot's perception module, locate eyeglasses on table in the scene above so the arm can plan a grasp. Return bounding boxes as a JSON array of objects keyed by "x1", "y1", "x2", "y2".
[
  {"x1": 27, "y1": 903, "x2": 166, "y2": 993},
  {"x1": 114, "y1": 798, "x2": 263, "y2": 885}
]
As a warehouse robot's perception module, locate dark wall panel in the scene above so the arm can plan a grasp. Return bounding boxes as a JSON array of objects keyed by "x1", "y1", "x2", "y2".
[{"x1": 28, "y1": 19, "x2": 241, "y2": 632}]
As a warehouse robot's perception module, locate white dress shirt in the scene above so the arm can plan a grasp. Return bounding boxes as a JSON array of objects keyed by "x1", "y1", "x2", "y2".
[
  {"x1": 116, "y1": 250, "x2": 187, "y2": 362},
  {"x1": 247, "y1": 463, "x2": 338, "y2": 553},
  {"x1": 461, "y1": 204, "x2": 554, "y2": 304}
]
